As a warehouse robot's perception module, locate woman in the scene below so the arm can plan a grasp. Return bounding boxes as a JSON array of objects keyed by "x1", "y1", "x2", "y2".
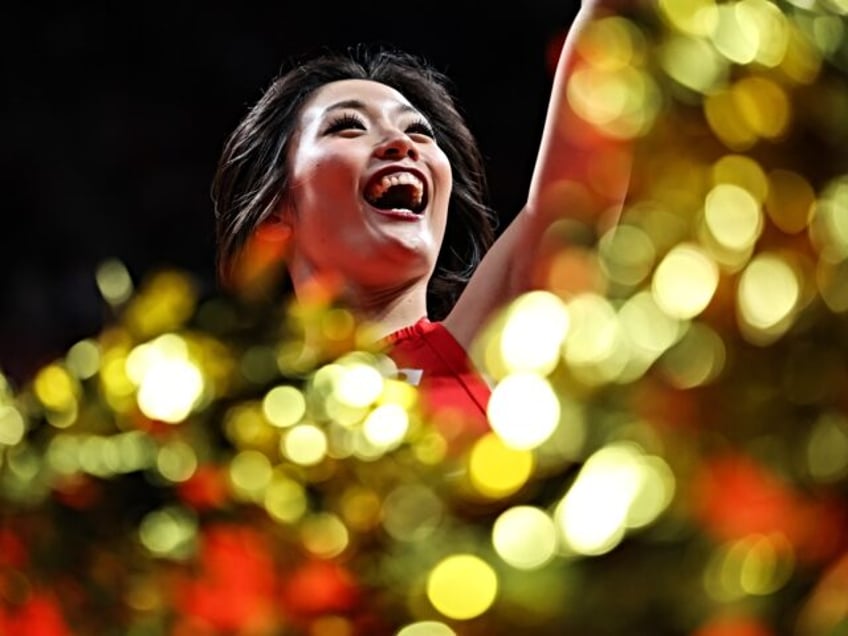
[{"x1": 211, "y1": 0, "x2": 630, "y2": 440}]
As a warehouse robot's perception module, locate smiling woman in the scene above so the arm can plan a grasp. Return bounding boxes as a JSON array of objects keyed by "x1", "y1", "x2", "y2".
[
  {"x1": 211, "y1": 0, "x2": 631, "y2": 442},
  {"x1": 273, "y1": 78, "x2": 455, "y2": 330},
  {"x1": 212, "y1": 48, "x2": 496, "y2": 324}
]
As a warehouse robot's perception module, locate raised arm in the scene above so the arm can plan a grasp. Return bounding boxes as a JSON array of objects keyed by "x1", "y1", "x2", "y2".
[{"x1": 444, "y1": 0, "x2": 634, "y2": 350}]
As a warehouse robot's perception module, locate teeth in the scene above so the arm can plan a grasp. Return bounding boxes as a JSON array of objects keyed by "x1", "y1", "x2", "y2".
[{"x1": 366, "y1": 171, "x2": 424, "y2": 208}]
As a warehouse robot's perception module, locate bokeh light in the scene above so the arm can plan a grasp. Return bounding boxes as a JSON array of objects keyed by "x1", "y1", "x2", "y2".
[
  {"x1": 469, "y1": 433, "x2": 534, "y2": 498},
  {"x1": 555, "y1": 443, "x2": 675, "y2": 556},
  {"x1": 737, "y1": 253, "x2": 801, "y2": 344},
  {"x1": 652, "y1": 244, "x2": 720, "y2": 320},
  {"x1": 492, "y1": 506, "x2": 558, "y2": 570},
  {"x1": 487, "y1": 373, "x2": 560, "y2": 450},
  {"x1": 426, "y1": 554, "x2": 498, "y2": 620}
]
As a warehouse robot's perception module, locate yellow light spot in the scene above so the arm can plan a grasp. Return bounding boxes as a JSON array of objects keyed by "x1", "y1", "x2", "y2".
[
  {"x1": 766, "y1": 169, "x2": 815, "y2": 235},
  {"x1": 6, "y1": 444, "x2": 39, "y2": 489},
  {"x1": 300, "y1": 513, "x2": 349, "y2": 558},
  {"x1": 413, "y1": 430, "x2": 448, "y2": 466},
  {"x1": 44, "y1": 405, "x2": 77, "y2": 430},
  {"x1": 427, "y1": 555, "x2": 497, "y2": 620},
  {"x1": 705, "y1": 535, "x2": 795, "y2": 601},
  {"x1": 362, "y1": 403, "x2": 409, "y2": 450},
  {"x1": 156, "y1": 440, "x2": 197, "y2": 483},
  {"x1": 492, "y1": 506, "x2": 557, "y2": 570},
  {"x1": 65, "y1": 339, "x2": 100, "y2": 380},
  {"x1": 578, "y1": 16, "x2": 645, "y2": 71},
  {"x1": 658, "y1": 0, "x2": 718, "y2": 37},
  {"x1": 313, "y1": 363, "x2": 346, "y2": 398},
  {"x1": 229, "y1": 449, "x2": 273, "y2": 500},
  {"x1": 324, "y1": 395, "x2": 370, "y2": 428},
  {"x1": 711, "y1": 3, "x2": 759, "y2": 65},
  {"x1": 779, "y1": 20, "x2": 823, "y2": 84},
  {"x1": 733, "y1": 76, "x2": 791, "y2": 140},
  {"x1": 397, "y1": 622, "x2": 456, "y2": 636},
  {"x1": 626, "y1": 455, "x2": 676, "y2": 529},
  {"x1": 469, "y1": 433, "x2": 534, "y2": 499},
  {"x1": 321, "y1": 307, "x2": 355, "y2": 341},
  {"x1": 812, "y1": 14, "x2": 846, "y2": 55},
  {"x1": 377, "y1": 378, "x2": 418, "y2": 410},
  {"x1": 114, "y1": 430, "x2": 156, "y2": 473},
  {"x1": 704, "y1": 88, "x2": 757, "y2": 151},
  {"x1": 77, "y1": 434, "x2": 121, "y2": 477},
  {"x1": 737, "y1": 253, "x2": 800, "y2": 341},
  {"x1": 264, "y1": 476, "x2": 307, "y2": 524},
  {"x1": 811, "y1": 177, "x2": 848, "y2": 256},
  {"x1": 817, "y1": 253, "x2": 848, "y2": 313},
  {"x1": 618, "y1": 291, "x2": 682, "y2": 368},
  {"x1": 739, "y1": 534, "x2": 794, "y2": 595},
  {"x1": 562, "y1": 293, "x2": 621, "y2": 368},
  {"x1": 737, "y1": 0, "x2": 790, "y2": 67},
  {"x1": 95, "y1": 258, "x2": 134, "y2": 305},
  {"x1": 598, "y1": 224, "x2": 656, "y2": 287},
  {"x1": 122, "y1": 269, "x2": 197, "y2": 338},
  {"x1": 704, "y1": 184, "x2": 764, "y2": 251},
  {"x1": 224, "y1": 402, "x2": 276, "y2": 448},
  {"x1": 262, "y1": 385, "x2": 306, "y2": 428},
  {"x1": 0, "y1": 406, "x2": 25, "y2": 446},
  {"x1": 498, "y1": 291, "x2": 570, "y2": 376},
  {"x1": 138, "y1": 506, "x2": 196, "y2": 558},
  {"x1": 129, "y1": 335, "x2": 204, "y2": 423},
  {"x1": 488, "y1": 373, "x2": 559, "y2": 450},
  {"x1": 100, "y1": 349, "x2": 135, "y2": 409},
  {"x1": 283, "y1": 423, "x2": 327, "y2": 466},
  {"x1": 660, "y1": 34, "x2": 727, "y2": 94},
  {"x1": 567, "y1": 66, "x2": 660, "y2": 139},
  {"x1": 568, "y1": 16, "x2": 659, "y2": 138},
  {"x1": 334, "y1": 362, "x2": 384, "y2": 408},
  {"x1": 137, "y1": 356, "x2": 203, "y2": 424},
  {"x1": 556, "y1": 443, "x2": 671, "y2": 555},
  {"x1": 712, "y1": 154, "x2": 769, "y2": 203},
  {"x1": 350, "y1": 430, "x2": 387, "y2": 461},
  {"x1": 46, "y1": 434, "x2": 81, "y2": 474},
  {"x1": 652, "y1": 244, "x2": 719, "y2": 319},
  {"x1": 34, "y1": 364, "x2": 79, "y2": 413}
]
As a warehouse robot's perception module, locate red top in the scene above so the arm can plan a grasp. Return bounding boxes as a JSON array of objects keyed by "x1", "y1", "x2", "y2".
[{"x1": 384, "y1": 318, "x2": 491, "y2": 448}]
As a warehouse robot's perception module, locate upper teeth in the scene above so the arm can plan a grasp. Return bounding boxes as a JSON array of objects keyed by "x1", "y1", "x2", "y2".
[{"x1": 367, "y1": 171, "x2": 424, "y2": 207}]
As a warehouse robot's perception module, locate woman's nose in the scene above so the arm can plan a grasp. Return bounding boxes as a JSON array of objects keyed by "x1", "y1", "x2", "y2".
[{"x1": 375, "y1": 131, "x2": 419, "y2": 160}]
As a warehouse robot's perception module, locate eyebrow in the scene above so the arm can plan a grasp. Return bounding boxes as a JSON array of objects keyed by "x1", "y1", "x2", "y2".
[{"x1": 322, "y1": 99, "x2": 420, "y2": 117}]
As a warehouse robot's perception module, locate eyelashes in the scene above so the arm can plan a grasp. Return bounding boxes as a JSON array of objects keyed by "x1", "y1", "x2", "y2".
[
  {"x1": 406, "y1": 119, "x2": 436, "y2": 138},
  {"x1": 323, "y1": 113, "x2": 436, "y2": 139},
  {"x1": 324, "y1": 113, "x2": 365, "y2": 134}
]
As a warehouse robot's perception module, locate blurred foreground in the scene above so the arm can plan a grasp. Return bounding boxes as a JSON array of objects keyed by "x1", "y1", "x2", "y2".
[{"x1": 2, "y1": 2, "x2": 848, "y2": 634}]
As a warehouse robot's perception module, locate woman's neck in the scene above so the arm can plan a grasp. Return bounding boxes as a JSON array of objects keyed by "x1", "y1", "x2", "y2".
[
  {"x1": 354, "y1": 286, "x2": 429, "y2": 340},
  {"x1": 290, "y1": 268, "x2": 429, "y2": 341}
]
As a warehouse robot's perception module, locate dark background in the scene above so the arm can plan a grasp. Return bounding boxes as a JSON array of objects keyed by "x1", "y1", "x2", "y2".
[{"x1": 0, "y1": 2, "x2": 582, "y2": 384}]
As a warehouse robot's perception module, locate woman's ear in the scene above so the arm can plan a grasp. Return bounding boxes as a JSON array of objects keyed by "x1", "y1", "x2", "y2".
[
  {"x1": 255, "y1": 209, "x2": 293, "y2": 241},
  {"x1": 230, "y1": 210, "x2": 293, "y2": 298}
]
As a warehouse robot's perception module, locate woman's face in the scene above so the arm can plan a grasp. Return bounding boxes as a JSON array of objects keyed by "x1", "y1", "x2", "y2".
[{"x1": 280, "y1": 78, "x2": 452, "y2": 295}]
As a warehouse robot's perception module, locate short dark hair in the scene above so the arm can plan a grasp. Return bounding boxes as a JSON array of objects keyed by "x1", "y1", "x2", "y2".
[{"x1": 211, "y1": 44, "x2": 497, "y2": 320}]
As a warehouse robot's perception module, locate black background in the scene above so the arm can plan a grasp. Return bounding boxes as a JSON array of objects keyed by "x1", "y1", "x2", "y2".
[{"x1": 1, "y1": 2, "x2": 582, "y2": 383}]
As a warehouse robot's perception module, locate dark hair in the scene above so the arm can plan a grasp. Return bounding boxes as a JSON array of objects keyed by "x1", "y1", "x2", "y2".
[{"x1": 211, "y1": 44, "x2": 497, "y2": 320}]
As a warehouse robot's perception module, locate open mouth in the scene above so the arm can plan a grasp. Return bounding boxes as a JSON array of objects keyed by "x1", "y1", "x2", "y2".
[{"x1": 364, "y1": 170, "x2": 426, "y2": 214}]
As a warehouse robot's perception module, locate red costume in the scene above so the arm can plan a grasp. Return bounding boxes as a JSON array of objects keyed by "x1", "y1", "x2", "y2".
[{"x1": 384, "y1": 318, "x2": 491, "y2": 447}]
